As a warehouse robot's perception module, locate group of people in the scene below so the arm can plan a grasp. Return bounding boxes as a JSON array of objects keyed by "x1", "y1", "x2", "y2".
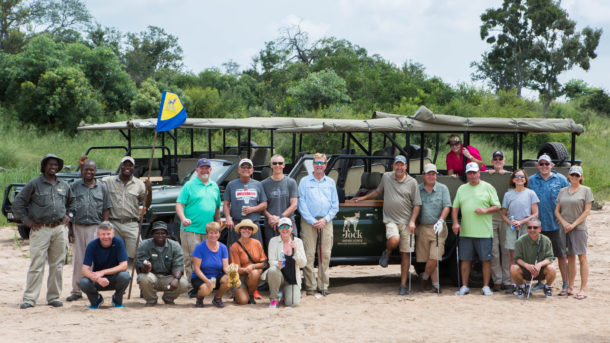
[{"x1": 14, "y1": 136, "x2": 593, "y2": 310}]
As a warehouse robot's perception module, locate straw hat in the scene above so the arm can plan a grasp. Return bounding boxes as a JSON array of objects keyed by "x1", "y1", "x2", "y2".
[{"x1": 234, "y1": 219, "x2": 258, "y2": 234}]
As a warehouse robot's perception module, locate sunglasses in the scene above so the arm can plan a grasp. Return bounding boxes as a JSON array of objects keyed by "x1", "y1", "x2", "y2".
[
  {"x1": 313, "y1": 161, "x2": 326, "y2": 165},
  {"x1": 240, "y1": 165, "x2": 252, "y2": 169},
  {"x1": 526, "y1": 226, "x2": 540, "y2": 229},
  {"x1": 278, "y1": 225, "x2": 291, "y2": 230},
  {"x1": 449, "y1": 143, "x2": 460, "y2": 147},
  {"x1": 240, "y1": 227, "x2": 253, "y2": 231},
  {"x1": 513, "y1": 175, "x2": 525, "y2": 179},
  {"x1": 538, "y1": 162, "x2": 550, "y2": 166},
  {"x1": 271, "y1": 161, "x2": 284, "y2": 166},
  {"x1": 569, "y1": 173, "x2": 581, "y2": 177},
  {"x1": 492, "y1": 157, "x2": 504, "y2": 161}
]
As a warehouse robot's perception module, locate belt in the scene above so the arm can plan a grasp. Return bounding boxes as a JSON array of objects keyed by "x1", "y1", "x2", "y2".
[
  {"x1": 110, "y1": 218, "x2": 139, "y2": 224},
  {"x1": 42, "y1": 220, "x2": 63, "y2": 227}
]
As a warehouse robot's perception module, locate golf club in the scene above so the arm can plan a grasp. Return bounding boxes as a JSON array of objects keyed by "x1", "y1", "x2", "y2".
[
  {"x1": 408, "y1": 233, "x2": 413, "y2": 299},
  {"x1": 522, "y1": 239, "x2": 542, "y2": 305},
  {"x1": 436, "y1": 232, "x2": 440, "y2": 296},
  {"x1": 456, "y1": 233, "x2": 461, "y2": 288},
  {"x1": 317, "y1": 229, "x2": 326, "y2": 297}
]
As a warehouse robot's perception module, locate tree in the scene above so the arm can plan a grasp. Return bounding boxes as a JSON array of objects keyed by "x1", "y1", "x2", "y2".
[
  {"x1": 30, "y1": 0, "x2": 91, "y2": 34},
  {"x1": 0, "y1": 0, "x2": 31, "y2": 52},
  {"x1": 287, "y1": 69, "x2": 351, "y2": 110},
  {"x1": 123, "y1": 26, "x2": 183, "y2": 85},
  {"x1": 473, "y1": 0, "x2": 601, "y2": 116},
  {"x1": 86, "y1": 22, "x2": 121, "y2": 56}
]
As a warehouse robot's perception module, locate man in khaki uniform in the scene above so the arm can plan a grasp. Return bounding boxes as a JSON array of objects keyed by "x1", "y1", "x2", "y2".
[
  {"x1": 101, "y1": 156, "x2": 151, "y2": 260},
  {"x1": 354, "y1": 155, "x2": 421, "y2": 295},
  {"x1": 13, "y1": 154, "x2": 74, "y2": 309}
]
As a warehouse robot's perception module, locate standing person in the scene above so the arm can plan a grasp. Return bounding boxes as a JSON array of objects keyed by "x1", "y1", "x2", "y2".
[
  {"x1": 67, "y1": 160, "x2": 112, "y2": 302},
  {"x1": 265, "y1": 217, "x2": 307, "y2": 308},
  {"x1": 501, "y1": 169, "x2": 539, "y2": 293},
  {"x1": 353, "y1": 156, "x2": 422, "y2": 295},
  {"x1": 261, "y1": 154, "x2": 299, "y2": 250},
  {"x1": 13, "y1": 154, "x2": 74, "y2": 309},
  {"x1": 224, "y1": 158, "x2": 268, "y2": 247},
  {"x1": 191, "y1": 222, "x2": 231, "y2": 308},
  {"x1": 229, "y1": 220, "x2": 268, "y2": 305},
  {"x1": 176, "y1": 158, "x2": 221, "y2": 297},
  {"x1": 136, "y1": 221, "x2": 189, "y2": 306},
  {"x1": 445, "y1": 135, "x2": 487, "y2": 177},
  {"x1": 79, "y1": 222, "x2": 130, "y2": 309},
  {"x1": 528, "y1": 154, "x2": 570, "y2": 295},
  {"x1": 487, "y1": 151, "x2": 511, "y2": 291},
  {"x1": 101, "y1": 156, "x2": 151, "y2": 261},
  {"x1": 415, "y1": 164, "x2": 450, "y2": 293},
  {"x1": 554, "y1": 166, "x2": 593, "y2": 300},
  {"x1": 510, "y1": 218, "x2": 556, "y2": 298},
  {"x1": 452, "y1": 162, "x2": 500, "y2": 296},
  {"x1": 298, "y1": 153, "x2": 339, "y2": 296}
]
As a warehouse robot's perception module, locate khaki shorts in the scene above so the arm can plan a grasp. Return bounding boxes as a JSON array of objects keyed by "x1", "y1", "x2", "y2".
[
  {"x1": 385, "y1": 222, "x2": 414, "y2": 253},
  {"x1": 415, "y1": 223, "x2": 448, "y2": 262}
]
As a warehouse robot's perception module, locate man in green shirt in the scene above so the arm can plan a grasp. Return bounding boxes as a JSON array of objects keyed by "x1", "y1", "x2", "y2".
[
  {"x1": 452, "y1": 162, "x2": 500, "y2": 296},
  {"x1": 511, "y1": 218, "x2": 556, "y2": 298}
]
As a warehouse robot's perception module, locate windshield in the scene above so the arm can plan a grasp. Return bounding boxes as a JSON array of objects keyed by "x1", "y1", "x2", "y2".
[{"x1": 187, "y1": 159, "x2": 234, "y2": 184}]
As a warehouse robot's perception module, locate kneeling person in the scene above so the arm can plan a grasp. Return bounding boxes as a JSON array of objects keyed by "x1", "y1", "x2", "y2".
[
  {"x1": 510, "y1": 218, "x2": 556, "y2": 298},
  {"x1": 265, "y1": 217, "x2": 307, "y2": 308},
  {"x1": 80, "y1": 222, "x2": 130, "y2": 309},
  {"x1": 136, "y1": 221, "x2": 189, "y2": 305}
]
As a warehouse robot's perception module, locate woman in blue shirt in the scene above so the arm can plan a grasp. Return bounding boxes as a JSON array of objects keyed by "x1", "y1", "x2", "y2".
[{"x1": 191, "y1": 221, "x2": 229, "y2": 308}]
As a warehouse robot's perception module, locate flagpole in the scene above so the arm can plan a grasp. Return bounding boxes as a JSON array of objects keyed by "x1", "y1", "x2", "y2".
[{"x1": 127, "y1": 130, "x2": 157, "y2": 299}]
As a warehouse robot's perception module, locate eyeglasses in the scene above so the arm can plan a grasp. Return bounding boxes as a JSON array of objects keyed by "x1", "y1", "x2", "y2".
[
  {"x1": 569, "y1": 173, "x2": 581, "y2": 177},
  {"x1": 278, "y1": 225, "x2": 291, "y2": 230},
  {"x1": 526, "y1": 226, "x2": 540, "y2": 229},
  {"x1": 513, "y1": 175, "x2": 525, "y2": 179},
  {"x1": 313, "y1": 161, "x2": 326, "y2": 165},
  {"x1": 538, "y1": 162, "x2": 550, "y2": 166},
  {"x1": 240, "y1": 165, "x2": 252, "y2": 169},
  {"x1": 492, "y1": 158, "x2": 503, "y2": 161},
  {"x1": 271, "y1": 162, "x2": 284, "y2": 166}
]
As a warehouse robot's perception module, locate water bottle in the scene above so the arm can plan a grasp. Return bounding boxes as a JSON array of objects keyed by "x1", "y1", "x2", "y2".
[
  {"x1": 279, "y1": 252, "x2": 285, "y2": 268},
  {"x1": 509, "y1": 216, "x2": 516, "y2": 231}
]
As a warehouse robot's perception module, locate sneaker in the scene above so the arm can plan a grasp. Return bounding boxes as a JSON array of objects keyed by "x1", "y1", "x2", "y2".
[
  {"x1": 111, "y1": 295, "x2": 124, "y2": 308},
  {"x1": 248, "y1": 295, "x2": 257, "y2": 304},
  {"x1": 88, "y1": 295, "x2": 104, "y2": 309},
  {"x1": 66, "y1": 294, "x2": 82, "y2": 302},
  {"x1": 253, "y1": 290, "x2": 263, "y2": 300},
  {"x1": 188, "y1": 289, "x2": 198, "y2": 299},
  {"x1": 20, "y1": 302, "x2": 34, "y2": 309},
  {"x1": 212, "y1": 297, "x2": 225, "y2": 308},
  {"x1": 420, "y1": 277, "x2": 431, "y2": 292},
  {"x1": 531, "y1": 282, "x2": 545, "y2": 291},
  {"x1": 515, "y1": 286, "x2": 525, "y2": 298},
  {"x1": 505, "y1": 284, "x2": 517, "y2": 294},
  {"x1": 278, "y1": 290, "x2": 284, "y2": 301},
  {"x1": 379, "y1": 250, "x2": 390, "y2": 268},
  {"x1": 544, "y1": 286, "x2": 553, "y2": 298},
  {"x1": 398, "y1": 285, "x2": 409, "y2": 296},
  {"x1": 162, "y1": 296, "x2": 175, "y2": 305},
  {"x1": 481, "y1": 286, "x2": 493, "y2": 296},
  {"x1": 455, "y1": 286, "x2": 470, "y2": 296},
  {"x1": 195, "y1": 297, "x2": 204, "y2": 308},
  {"x1": 306, "y1": 290, "x2": 315, "y2": 296},
  {"x1": 48, "y1": 300, "x2": 63, "y2": 307},
  {"x1": 269, "y1": 300, "x2": 279, "y2": 308}
]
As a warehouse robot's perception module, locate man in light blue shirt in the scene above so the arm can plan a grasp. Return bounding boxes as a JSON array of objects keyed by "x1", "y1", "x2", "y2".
[{"x1": 298, "y1": 153, "x2": 339, "y2": 296}]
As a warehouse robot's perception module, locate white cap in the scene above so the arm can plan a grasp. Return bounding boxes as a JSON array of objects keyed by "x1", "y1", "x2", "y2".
[
  {"x1": 423, "y1": 164, "x2": 438, "y2": 174},
  {"x1": 120, "y1": 156, "x2": 135, "y2": 166},
  {"x1": 538, "y1": 154, "x2": 552, "y2": 163},
  {"x1": 465, "y1": 162, "x2": 479, "y2": 173},
  {"x1": 239, "y1": 158, "x2": 253, "y2": 167},
  {"x1": 278, "y1": 217, "x2": 292, "y2": 227}
]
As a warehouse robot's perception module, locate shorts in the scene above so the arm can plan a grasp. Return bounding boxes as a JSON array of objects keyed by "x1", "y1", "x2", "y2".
[
  {"x1": 385, "y1": 222, "x2": 414, "y2": 253},
  {"x1": 519, "y1": 266, "x2": 548, "y2": 281},
  {"x1": 458, "y1": 237, "x2": 493, "y2": 261},
  {"x1": 191, "y1": 273, "x2": 224, "y2": 291},
  {"x1": 541, "y1": 230, "x2": 567, "y2": 258},
  {"x1": 505, "y1": 223, "x2": 526, "y2": 250},
  {"x1": 415, "y1": 223, "x2": 447, "y2": 262},
  {"x1": 566, "y1": 230, "x2": 588, "y2": 255}
]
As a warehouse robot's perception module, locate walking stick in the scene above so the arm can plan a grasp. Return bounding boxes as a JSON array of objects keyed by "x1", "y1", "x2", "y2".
[
  {"x1": 436, "y1": 232, "x2": 440, "y2": 296},
  {"x1": 523, "y1": 239, "x2": 542, "y2": 305},
  {"x1": 317, "y1": 229, "x2": 326, "y2": 296},
  {"x1": 127, "y1": 131, "x2": 157, "y2": 299},
  {"x1": 456, "y1": 233, "x2": 461, "y2": 288},
  {"x1": 408, "y1": 233, "x2": 413, "y2": 298}
]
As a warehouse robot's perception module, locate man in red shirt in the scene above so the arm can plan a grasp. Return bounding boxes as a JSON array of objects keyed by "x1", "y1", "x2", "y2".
[{"x1": 446, "y1": 135, "x2": 487, "y2": 176}]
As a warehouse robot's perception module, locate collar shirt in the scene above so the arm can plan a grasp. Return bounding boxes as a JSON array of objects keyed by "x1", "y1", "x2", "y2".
[
  {"x1": 70, "y1": 179, "x2": 112, "y2": 225},
  {"x1": 514, "y1": 234, "x2": 555, "y2": 264},
  {"x1": 12, "y1": 175, "x2": 74, "y2": 224},
  {"x1": 528, "y1": 172, "x2": 569, "y2": 232},
  {"x1": 102, "y1": 175, "x2": 147, "y2": 220},
  {"x1": 418, "y1": 182, "x2": 451, "y2": 225},
  {"x1": 136, "y1": 238, "x2": 184, "y2": 275},
  {"x1": 298, "y1": 174, "x2": 339, "y2": 225}
]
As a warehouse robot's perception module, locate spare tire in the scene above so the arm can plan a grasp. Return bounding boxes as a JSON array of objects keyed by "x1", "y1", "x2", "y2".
[{"x1": 538, "y1": 142, "x2": 569, "y2": 164}]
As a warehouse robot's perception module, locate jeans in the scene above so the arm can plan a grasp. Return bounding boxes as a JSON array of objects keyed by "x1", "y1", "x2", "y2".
[{"x1": 79, "y1": 272, "x2": 131, "y2": 306}]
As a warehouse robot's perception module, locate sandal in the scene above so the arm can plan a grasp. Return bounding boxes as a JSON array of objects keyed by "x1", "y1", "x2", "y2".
[{"x1": 575, "y1": 293, "x2": 587, "y2": 300}]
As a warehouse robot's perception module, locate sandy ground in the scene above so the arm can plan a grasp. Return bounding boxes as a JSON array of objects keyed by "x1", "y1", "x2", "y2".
[{"x1": 1, "y1": 204, "x2": 609, "y2": 343}]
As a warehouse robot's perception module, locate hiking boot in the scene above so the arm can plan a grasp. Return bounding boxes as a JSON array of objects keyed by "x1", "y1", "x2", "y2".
[
  {"x1": 544, "y1": 286, "x2": 553, "y2": 298},
  {"x1": 248, "y1": 295, "x2": 256, "y2": 304},
  {"x1": 398, "y1": 285, "x2": 409, "y2": 296},
  {"x1": 379, "y1": 250, "x2": 390, "y2": 268},
  {"x1": 481, "y1": 286, "x2": 493, "y2": 296},
  {"x1": 515, "y1": 286, "x2": 525, "y2": 299},
  {"x1": 20, "y1": 302, "x2": 34, "y2": 309},
  {"x1": 269, "y1": 300, "x2": 279, "y2": 308},
  {"x1": 505, "y1": 284, "x2": 517, "y2": 294},
  {"x1": 212, "y1": 297, "x2": 225, "y2": 308},
  {"x1": 306, "y1": 290, "x2": 315, "y2": 296},
  {"x1": 455, "y1": 286, "x2": 470, "y2": 296},
  {"x1": 48, "y1": 300, "x2": 63, "y2": 307},
  {"x1": 162, "y1": 296, "x2": 175, "y2": 305},
  {"x1": 195, "y1": 297, "x2": 204, "y2": 308},
  {"x1": 66, "y1": 294, "x2": 82, "y2": 302},
  {"x1": 420, "y1": 277, "x2": 431, "y2": 292}
]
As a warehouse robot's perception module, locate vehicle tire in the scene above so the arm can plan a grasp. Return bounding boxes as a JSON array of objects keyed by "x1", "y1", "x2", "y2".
[
  {"x1": 18, "y1": 225, "x2": 30, "y2": 239},
  {"x1": 538, "y1": 142, "x2": 569, "y2": 164}
]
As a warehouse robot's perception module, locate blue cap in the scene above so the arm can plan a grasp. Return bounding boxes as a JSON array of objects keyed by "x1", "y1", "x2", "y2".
[
  {"x1": 197, "y1": 158, "x2": 211, "y2": 168},
  {"x1": 394, "y1": 155, "x2": 407, "y2": 164}
]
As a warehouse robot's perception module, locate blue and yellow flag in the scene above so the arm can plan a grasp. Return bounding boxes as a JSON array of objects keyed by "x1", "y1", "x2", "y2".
[{"x1": 156, "y1": 91, "x2": 187, "y2": 132}]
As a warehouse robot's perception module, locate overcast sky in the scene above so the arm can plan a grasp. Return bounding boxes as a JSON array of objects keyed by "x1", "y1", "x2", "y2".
[{"x1": 83, "y1": 0, "x2": 610, "y2": 96}]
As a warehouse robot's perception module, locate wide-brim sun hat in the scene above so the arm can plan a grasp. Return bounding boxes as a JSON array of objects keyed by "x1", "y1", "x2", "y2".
[{"x1": 235, "y1": 219, "x2": 258, "y2": 235}]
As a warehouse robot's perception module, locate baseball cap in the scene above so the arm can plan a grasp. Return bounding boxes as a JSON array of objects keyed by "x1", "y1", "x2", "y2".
[
  {"x1": 446, "y1": 135, "x2": 461, "y2": 145},
  {"x1": 239, "y1": 158, "x2": 253, "y2": 167},
  {"x1": 465, "y1": 162, "x2": 480, "y2": 173},
  {"x1": 278, "y1": 217, "x2": 292, "y2": 227},
  {"x1": 423, "y1": 164, "x2": 438, "y2": 174},
  {"x1": 538, "y1": 154, "x2": 552, "y2": 163},
  {"x1": 120, "y1": 156, "x2": 135, "y2": 166},
  {"x1": 492, "y1": 151, "x2": 504, "y2": 159},
  {"x1": 197, "y1": 158, "x2": 211, "y2": 168},
  {"x1": 568, "y1": 165, "x2": 583, "y2": 176},
  {"x1": 151, "y1": 221, "x2": 169, "y2": 233},
  {"x1": 394, "y1": 155, "x2": 407, "y2": 164}
]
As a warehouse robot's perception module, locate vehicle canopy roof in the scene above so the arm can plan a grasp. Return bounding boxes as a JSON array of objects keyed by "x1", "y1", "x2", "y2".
[{"x1": 77, "y1": 106, "x2": 584, "y2": 135}]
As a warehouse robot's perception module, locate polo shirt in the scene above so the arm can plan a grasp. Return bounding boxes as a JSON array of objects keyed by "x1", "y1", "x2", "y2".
[
  {"x1": 376, "y1": 172, "x2": 422, "y2": 224},
  {"x1": 177, "y1": 177, "x2": 221, "y2": 234},
  {"x1": 418, "y1": 181, "x2": 451, "y2": 225}
]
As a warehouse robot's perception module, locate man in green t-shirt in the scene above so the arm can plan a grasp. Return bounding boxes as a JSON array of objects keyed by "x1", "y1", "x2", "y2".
[
  {"x1": 176, "y1": 158, "x2": 221, "y2": 296},
  {"x1": 452, "y1": 162, "x2": 500, "y2": 296}
]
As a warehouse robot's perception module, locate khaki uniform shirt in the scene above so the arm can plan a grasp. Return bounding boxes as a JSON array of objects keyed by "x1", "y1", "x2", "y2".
[
  {"x1": 13, "y1": 175, "x2": 74, "y2": 224},
  {"x1": 136, "y1": 238, "x2": 184, "y2": 275},
  {"x1": 70, "y1": 179, "x2": 112, "y2": 225},
  {"x1": 101, "y1": 175, "x2": 146, "y2": 220}
]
